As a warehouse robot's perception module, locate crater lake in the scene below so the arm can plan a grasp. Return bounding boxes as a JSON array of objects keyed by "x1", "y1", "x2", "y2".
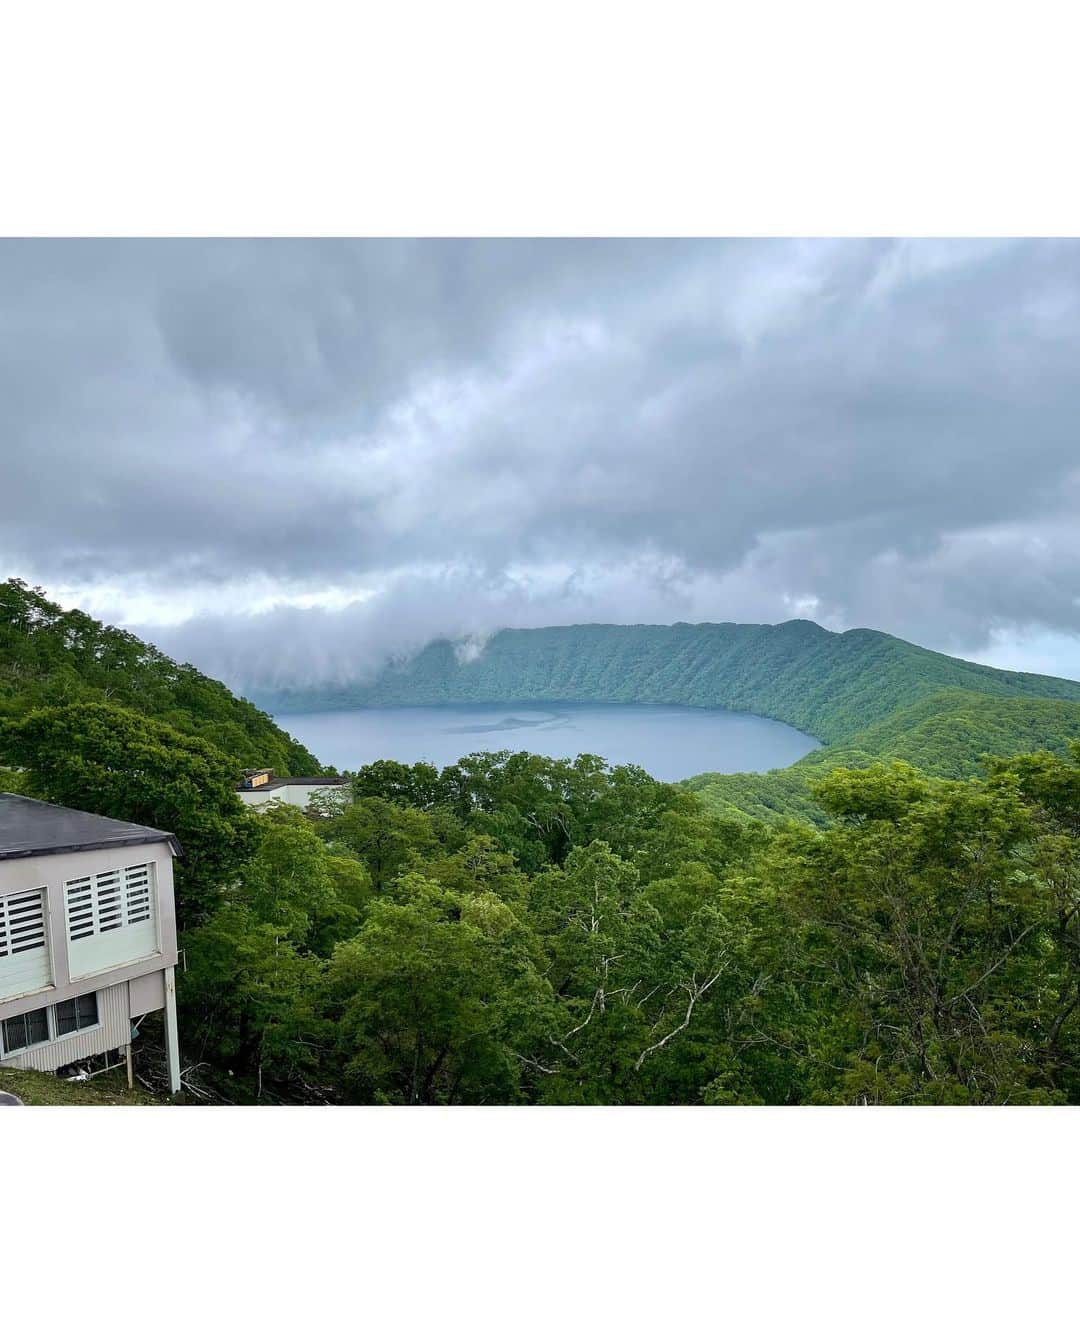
[{"x1": 272, "y1": 702, "x2": 820, "y2": 781}]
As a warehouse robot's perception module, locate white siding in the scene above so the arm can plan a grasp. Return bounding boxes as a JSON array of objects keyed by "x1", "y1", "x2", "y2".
[
  {"x1": 237, "y1": 789, "x2": 273, "y2": 807},
  {"x1": 0, "y1": 981, "x2": 130, "y2": 1072},
  {"x1": 128, "y1": 969, "x2": 166, "y2": 1015},
  {"x1": 0, "y1": 886, "x2": 52, "y2": 1001},
  {"x1": 283, "y1": 783, "x2": 350, "y2": 811},
  {"x1": 0, "y1": 838, "x2": 177, "y2": 1024},
  {"x1": 239, "y1": 783, "x2": 350, "y2": 811}
]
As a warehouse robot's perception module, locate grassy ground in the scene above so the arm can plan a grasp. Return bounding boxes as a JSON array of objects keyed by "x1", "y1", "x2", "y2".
[{"x1": 0, "y1": 1064, "x2": 165, "y2": 1105}]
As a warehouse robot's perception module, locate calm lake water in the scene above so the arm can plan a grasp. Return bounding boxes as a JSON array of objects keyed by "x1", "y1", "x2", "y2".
[{"x1": 274, "y1": 702, "x2": 819, "y2": 782}]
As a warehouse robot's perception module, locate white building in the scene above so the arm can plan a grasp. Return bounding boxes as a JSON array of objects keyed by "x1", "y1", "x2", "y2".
[
  {"x1": 237, "y1": 771, "x2": 350, "y2": 812},
  {"x1": 0, "y1": 793, "x2": 182, "y2": 1092}
]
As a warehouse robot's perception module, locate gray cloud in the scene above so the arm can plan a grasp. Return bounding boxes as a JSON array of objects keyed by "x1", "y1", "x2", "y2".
[{"x1": 3, "y1": 238, "x2": 1080, "y2": 689}]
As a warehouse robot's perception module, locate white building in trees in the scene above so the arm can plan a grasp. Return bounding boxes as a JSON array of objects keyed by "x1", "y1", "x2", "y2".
[{"x1": 0, "y1": 793, "x2": 182, "y2": 1092}]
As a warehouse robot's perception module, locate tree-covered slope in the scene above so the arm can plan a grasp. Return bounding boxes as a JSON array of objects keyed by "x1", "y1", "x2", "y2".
[
  {"x1": 261, "y1": 620, "x2": 1080, "y2": 745},
  {"x1": 685, "y1": 690, "x2": 1080, "y2": 826},
  {"x1": 0, "y1": 579, "x2": 321, "y2": 775}
]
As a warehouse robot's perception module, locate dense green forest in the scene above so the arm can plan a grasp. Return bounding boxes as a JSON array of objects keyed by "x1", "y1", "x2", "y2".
[
  {"x1": 6, "y1": 589, "x2": 1080, "y2": 1104},
  {"x1": 7, "y1": 699, "x2": 1080, "y2": 1104},
  {"x1": 0, "y1": 578, "x2": 320, "y2": 775}
]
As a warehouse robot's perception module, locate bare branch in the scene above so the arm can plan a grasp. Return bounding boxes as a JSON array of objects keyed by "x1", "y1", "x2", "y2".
[{"x1": 634, "y1": 962, "x2": 727, "y2": 1071}]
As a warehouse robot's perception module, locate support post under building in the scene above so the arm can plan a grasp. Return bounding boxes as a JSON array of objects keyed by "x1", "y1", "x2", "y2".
[{"x1": 163, "y1": 965, "x2": 181, "y2": 1094}]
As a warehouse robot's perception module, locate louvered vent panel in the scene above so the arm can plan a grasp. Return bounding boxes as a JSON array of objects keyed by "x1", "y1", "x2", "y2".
[
  {"x1": 96, "y1": 871, "x2": 123, "y2": 931},
  {"x1": 65, "y1": 877, "x2": 95, "y2": 940},
  {"x1": 124, "y1": 865, "x2": 153, "y2": 924},
  {"x1": 64, "y1": 863, "x2": 159, "y2": 977},
  {"x1": 0, "y1": 890, "x2": 46, "y2": 957},
  {"x1": 0, "y1": 888, "x2": 51, "y2": 1000}
]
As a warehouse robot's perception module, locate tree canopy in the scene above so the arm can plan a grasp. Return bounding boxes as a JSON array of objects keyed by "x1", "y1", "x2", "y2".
[
  {"x1": 23, "y1": 733, "x2": 1079, "y2": 1106},
  {"x1": 1, "y1": 701, "x2": 258, "y2": 923},
  {"x1": 0, "y1": 577, "x2": 321, "y2": 775}
]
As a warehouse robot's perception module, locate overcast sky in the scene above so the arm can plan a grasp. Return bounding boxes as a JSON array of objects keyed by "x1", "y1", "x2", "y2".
[{"x1": 4, "y1": 237, "x2": 1080, "y2": 690}]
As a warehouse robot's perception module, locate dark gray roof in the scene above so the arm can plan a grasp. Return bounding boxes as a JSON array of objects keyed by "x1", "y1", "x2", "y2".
[
  {"x1": 239, "y1": 776, "x2": 348, "y2": 793},
  {"x1": 0, "y1": 793, "x2": 182, "y2": 861}
]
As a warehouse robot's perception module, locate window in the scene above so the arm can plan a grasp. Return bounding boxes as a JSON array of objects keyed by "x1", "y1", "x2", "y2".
[
  {"x1": 65, "y1": 863, "x2": 156, "y2": 941},
  {"x1": 54, "y1": 992, "x2": 99, "y2": 1036},
  {"x1": 1, "y1": 992, "x2": 103, "y2": 1056},
  {"x1": 1, "y1": 1007, "x2": 49, "y2": 1054},
  {"x1": 0, "y1": 888, "x2": 47, "y2": 959}
]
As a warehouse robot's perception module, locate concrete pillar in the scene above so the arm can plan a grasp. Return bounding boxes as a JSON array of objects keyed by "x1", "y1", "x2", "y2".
[{"x1": 163, "y1": 965, "x2": 181, "y2": 1094}]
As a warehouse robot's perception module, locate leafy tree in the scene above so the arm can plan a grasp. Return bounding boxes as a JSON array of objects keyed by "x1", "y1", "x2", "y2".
[
  {"x1": 180, "y1": 904, "x2": 329, "y2": 1099},
  {"x1": 240, "y1": 806, "x2": 360, "y2": 955},
  {"x1": 326, "y1": 875, "x2": 554, "y2": 1103},
  {"x1": 322, "y1": 797, "x2": 438, "y2": 895},
  {"x1": 756, "y1": 764, "x2": 1060, "y2": 1102},
  {"x1": 350, "y1": 759, "x2": 443, "y2": 810},
  {"x1": 1, "y1": 701, "x2": 257, "y2": 924},
  {"x1": 0, "y1": 577, "x2": 321, "y2": 774},
  {"x1": 527, "y1": 842, "x2": 662, "y2": 1101},
  {"x1": 988, "y1": 742, "x2": 1080, "y2": 835},
  {"x1": 412, "y1": 833, "x2": 528, "y2": 902},
  {"x1": 325, "y1": 853, "x2": 374, "y2": 918}
]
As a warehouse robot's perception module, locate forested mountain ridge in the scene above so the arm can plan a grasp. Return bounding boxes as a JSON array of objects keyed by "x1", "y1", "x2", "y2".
[
  {"x1": 0, "y1": 579, "x2": 321, "y2": 775},
  {"x1": 259, "y1": 619, "x2": 1080, "y2": 745},
  {"x1": 258, "y1": 620, "x2": 1080, "y2": 826},
  {"x1": 686, "y1": 690, "x2": 1080, "y2": 825}
]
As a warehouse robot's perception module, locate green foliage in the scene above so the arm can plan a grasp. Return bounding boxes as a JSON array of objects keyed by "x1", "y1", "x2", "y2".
[
  {"x1": 686, "y1": 690, "x2": 1080, "y2": 827},
  {"x1": 0, "y1": 577, "x2": 321, "y2": 774},
  {"x1": 349, "y1": 749, "x2": 705, "y2": 874},
  {"x1": 326, "y1": 875, "x2": 555, "y2": 1103},
  {"x1": 323, "y1": 797, "x2": 440, "y2": 895},
  {"x1": 239, "y1": 806, "x2": 362, "y2": 954},
  {"x1": 179, "y1": 744, "x2": 1080, "y2": 1105},
  {"x1": 180, "y1": 904, "x2": 330, "y2": 1099},
  {"x1": 349, "y1": 758, "x2": 444, "y2": 809},
  {"x1": 755, "y1": 763, "x2": 1069, "y2": 1102},
  {"x1": 986, "y1": 741, "x2": 1080, "y2": 834},
  {"x1": 1, "y1": 701, "x2": 258, "y2": 924}
]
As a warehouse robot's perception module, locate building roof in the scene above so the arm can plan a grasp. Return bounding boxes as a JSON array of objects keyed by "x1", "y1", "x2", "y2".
[
  {"x1": 238, "y1": 776, "x2": 348, "y2": 793},
  {"x1": 0, "y1": 793, "x2": 182, "y2": 861}
]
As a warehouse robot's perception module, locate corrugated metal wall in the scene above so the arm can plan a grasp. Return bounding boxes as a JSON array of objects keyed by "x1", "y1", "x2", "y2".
[{"x1": 1, "y1": 981, "x2": 130, "y2": 1072}]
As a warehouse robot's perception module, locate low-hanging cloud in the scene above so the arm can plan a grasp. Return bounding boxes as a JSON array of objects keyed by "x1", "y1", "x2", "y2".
[{"x1": 4, "y1": 237, "x2": 1080, "y2": 691}]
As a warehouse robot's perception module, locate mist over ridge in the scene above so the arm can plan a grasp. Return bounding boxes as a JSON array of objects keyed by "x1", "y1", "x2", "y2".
[{"x1": 250, "y1": 619, "x2": 1080, "y2": 748}]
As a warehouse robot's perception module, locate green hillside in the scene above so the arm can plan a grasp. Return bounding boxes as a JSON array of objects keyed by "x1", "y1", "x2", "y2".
[
  {"x1": 0, "y1": 578, "x2": 321, "y2": 775},
  {"x1": 262, "y1": 620, "x2": 1080, "y2": 743},
  {"x1": 260, "y1": 620, "x2": 1080, "y2": 825},
  {"x1": 686, "y1": 690, "x2": 1080, "y2": 825}
]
